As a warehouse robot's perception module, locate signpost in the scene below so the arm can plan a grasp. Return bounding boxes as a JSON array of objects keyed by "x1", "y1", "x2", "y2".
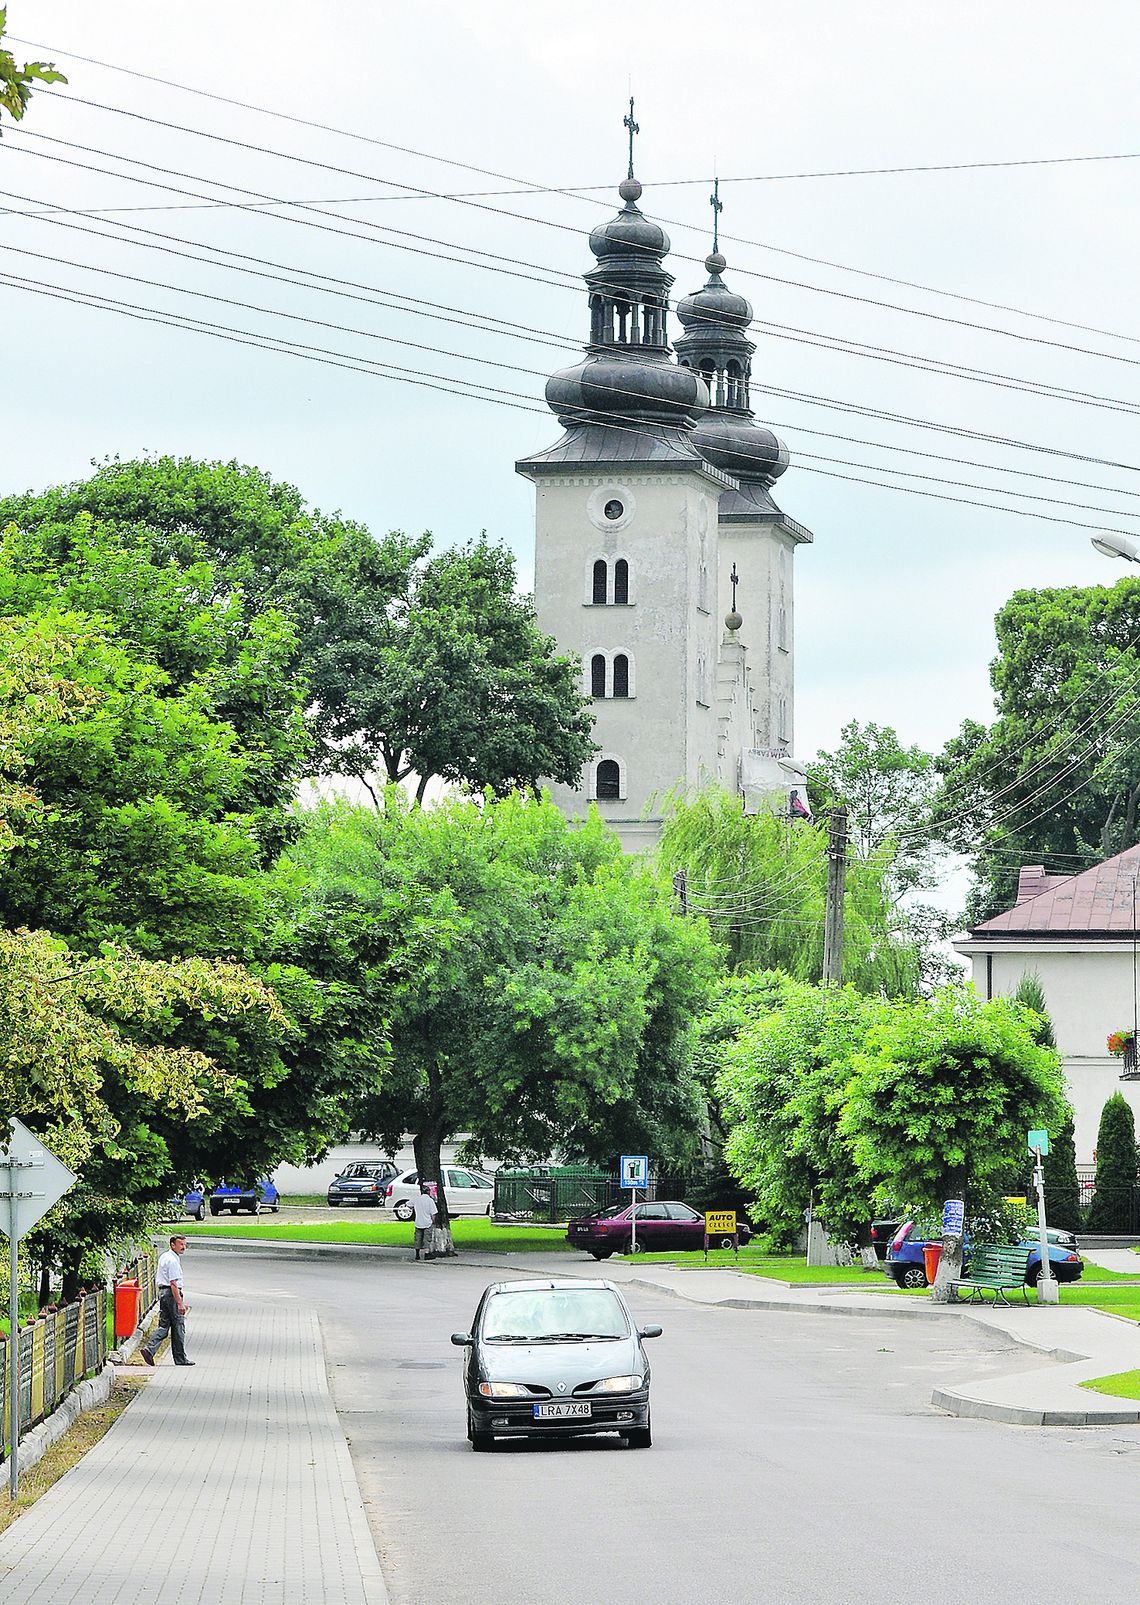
[
  {"x1": 1027, "y1": 1129, "x2": 1058, "y2": 1306},
  {"x1": 703, "y1": 1210, "x2": 739, "y2": 1260},
  {"x1": 0, "y1": 1118, "x2": 76, "y2": 1499},
  {"x1": 619, "y1": 1155, "x2": 648, "y2": 1255}
]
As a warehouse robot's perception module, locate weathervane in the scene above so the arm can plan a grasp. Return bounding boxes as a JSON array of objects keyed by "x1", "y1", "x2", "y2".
[
  {"x1": 710, "y1": 175, "x2": 723, "y2": 253},
  {"x1": 624, "y1": 96, "x2": 640, "y2": 180},
  {"x1": 729, "y1": 561, "x2": 739, "y2": 611}
]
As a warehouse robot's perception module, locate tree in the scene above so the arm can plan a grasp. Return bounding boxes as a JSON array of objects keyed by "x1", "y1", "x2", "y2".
[
  {"x1": 937, "y1": 581, "x2": 1140, "y2": 922},
  {"x1": 1010, "y1": 974, "x2": 1080, "y2": 1232},
  {"x1": 657, "y1": 788, "x2": 922, "y2": 993},
  {"x1": 0, "y1": 12, "x2": 65, "y2": 130},
  {"x1": 286, "y1": 793, "x2": 718, "y2": 1250},
  {"x1": 0, "y1": 459, "x2": 594, "y2": 798},
  {"x1": 1087, "y1": 1092, "x2": 1138, "y2": 1233},
  {"x1": 716, "y1": 980, "x2": 892, "y2": 1250},
  {"x1": 842, "y1": 985, "x2": 1065, "y2": 1299},
  {"x1": 807, "y1": 720, "x2": 940, "y2": 893}
]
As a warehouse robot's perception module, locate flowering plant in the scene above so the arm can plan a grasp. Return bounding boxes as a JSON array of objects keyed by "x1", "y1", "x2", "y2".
[{"x1": 1107, "y1": 1030, "x2": 1135, "y2": 1056}]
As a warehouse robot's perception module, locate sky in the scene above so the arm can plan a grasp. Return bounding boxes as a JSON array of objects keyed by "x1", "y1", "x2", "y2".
[{"x1": 5, "y1": 0, "x2": 1140, "y2": 794}]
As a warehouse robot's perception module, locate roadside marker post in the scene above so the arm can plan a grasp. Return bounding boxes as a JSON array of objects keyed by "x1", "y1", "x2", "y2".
[
  {"x1": 620, "y1": 1155, "x2": 648, "y2": 1255},
  {"x1": 0, "y1": 1118, "x2": 76, "y2": 1500},
  {"x1": 1027, "y1": 1130, "x2": 1058, "y2": 1305}
]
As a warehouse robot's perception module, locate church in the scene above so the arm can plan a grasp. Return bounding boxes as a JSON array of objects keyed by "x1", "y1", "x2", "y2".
[{"x1": 517, "y1": 132, "x2": 815, "y2": 853}]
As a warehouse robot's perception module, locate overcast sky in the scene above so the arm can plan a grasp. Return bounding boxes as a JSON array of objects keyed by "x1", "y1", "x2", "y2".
[{"x1": 5, "y1": 1, "x2": 1140, "y2": 788}]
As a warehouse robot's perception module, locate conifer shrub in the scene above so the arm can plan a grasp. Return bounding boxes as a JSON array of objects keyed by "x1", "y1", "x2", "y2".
[{"x1": 1086, "y1": 1093, "x2": 1138, "y2": 1233}]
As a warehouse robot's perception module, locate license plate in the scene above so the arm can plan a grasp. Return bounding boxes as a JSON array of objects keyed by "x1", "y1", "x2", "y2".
[{"x1": 533, "y1": 1401, "x2": 591, "y2": 1420}]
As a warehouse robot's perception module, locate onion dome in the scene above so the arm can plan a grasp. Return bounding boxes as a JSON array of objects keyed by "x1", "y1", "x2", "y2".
[
  {"x1": 691, "y1": 413, "x2": 789, "y2": 484},
  {"x1": 676, "y1": 253, "x2": 753, "y2": 337},
  {"x1": 545, "y1": 352, "x2": 707, "y2": 430},
  {"x1": 588, "y1": 177, "x2": 670, "y2": 265}
]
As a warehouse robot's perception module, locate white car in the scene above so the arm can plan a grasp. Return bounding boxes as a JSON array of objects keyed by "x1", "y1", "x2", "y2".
[{"x1": 386, "y1": 1166, "x2": 495, "y2": 1220}]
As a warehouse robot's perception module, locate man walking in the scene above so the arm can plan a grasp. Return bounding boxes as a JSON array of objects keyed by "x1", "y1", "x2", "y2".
[
  {"x1": 411, "y1": 1180, "x2": 438, "y2": 1261},
  {"x1": 141, "y1": 1234, "x2": 194, "y2": 1366}
]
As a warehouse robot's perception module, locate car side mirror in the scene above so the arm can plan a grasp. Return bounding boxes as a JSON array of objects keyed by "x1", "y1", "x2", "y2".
[
  {"x1": 450, "y1": 1333, "x2": 473, "y2": 1347},
  {"x1": 638, "y1": 1325, "x2": 663, "y2": 1339}
]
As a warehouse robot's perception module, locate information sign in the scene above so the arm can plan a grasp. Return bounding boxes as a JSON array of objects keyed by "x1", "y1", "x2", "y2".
[
  {"x1": 704, "y1": 1211, "x2": 737, "y2": 1236},
  {"x1": 619, "y1": 1155, "x2": 648, "y2": 1189},
  {"x1": 941, "y1": 1199, "x2": 965, "y2": 1238},
  {"x1": 1027, "y1": 1129, "x2": 1050, "y2": 1156}
]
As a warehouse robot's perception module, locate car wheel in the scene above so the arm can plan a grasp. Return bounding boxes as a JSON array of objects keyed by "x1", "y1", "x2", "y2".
[
  {"x1": 624, "y1": 1413, "x2": 652, "y2": 1449},
  {"x1": 898, "y1": 1264, "x2": 928, "y2": 1290},
  {"x1": 588, "y1": 1250, "x2": 612, "y2": 1261},
  {"x1": 627, "y1": 1238, "x2": 647, "y2": 1255},
  {"x1": 193, "y1": 1204, "x2": 205, "y2": 1222},
  {"x1": 329, "y1": 1200, "x2": 342, "y2": 1207},
  {"x1": 485, "y1": 1203, "x2": 493, "y2": 1216},
  {"x1": 468, "y1": 1409, "x2": 493, "y2": 1452},
  {"x1": 209, "y1": 1202, "x2": 221, "y2": 1216},
  {"x1": 394, "y1": 1200, "x2": 415, "y2": 1222},
  {"x1": 1025, "y1": 1263, "x2": 1040, "y2": 1286},
  {"x1": 717, "y1": 1236, "x2": 737, "y2": 1251}
]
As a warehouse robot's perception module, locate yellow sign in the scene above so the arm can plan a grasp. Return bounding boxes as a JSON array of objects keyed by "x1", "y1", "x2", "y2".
[{"x1": 705, "y1": 1211, "x2": 737, "y2": 1236}]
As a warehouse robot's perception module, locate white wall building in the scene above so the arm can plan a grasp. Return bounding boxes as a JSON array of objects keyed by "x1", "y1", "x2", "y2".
[
  {"x1": 516, "y1": 167, "x2": 812, "y2": 852},
  {"x1": 954, "y1": 850, "x2": 1140, "y2": 1163}
]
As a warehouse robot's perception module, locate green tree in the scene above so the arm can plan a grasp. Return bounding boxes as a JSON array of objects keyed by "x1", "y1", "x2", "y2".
[
  {"x1": 286, "y1": 793, "x2": 717, "y2": 1249},
  {"x1": 807, "y1": 719, "x2": 939, "y2": 892},
  {"x1": 1010, "y1": 974, "x2": 1080, "y2": 1232},
  {"x1": 842, "y1": 985, "x2": 1065, "y2": 1298},
  {"x1": 0, "y1": 459, "x2": 593, "y2": 798},
  {"x1": 937, "y1": 582, "x2": 1140, "y2": 922},
  {"x1": 1087, "y1": 1092, "x2": 1138, "y2": 1232},
  {"x1": 657, "y1": 788, "x2": 921, "y2": 993},
  {"x1": 716, "y1": 980, "x2": 892, "y2": 1250},
  {"x1": 0, "y1": 11, "x2": 65, "y2": 129}
]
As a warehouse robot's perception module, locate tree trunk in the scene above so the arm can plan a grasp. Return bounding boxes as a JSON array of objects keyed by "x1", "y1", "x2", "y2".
[
  {"x1": 931, "y1": 1174, "x2": 966, "y2": 1303},
  {"x1": 854, "y1": 1220, "x2": 879, "y2": 1272},
  {"x1": 61, "y1": 1260, "x2": 82, "y2": 1303},
  {"x1": 38, "y1": 1261, "x2": 51, "y2": 1309},
  {"x1": 414, "y1": 1116, "x2": 455, "y2": 1257}
]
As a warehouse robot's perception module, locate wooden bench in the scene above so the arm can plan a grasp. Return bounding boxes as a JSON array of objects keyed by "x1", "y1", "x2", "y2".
[{"x1": 950, "y1": 1245, "x2": 1032, "y2": 1306}]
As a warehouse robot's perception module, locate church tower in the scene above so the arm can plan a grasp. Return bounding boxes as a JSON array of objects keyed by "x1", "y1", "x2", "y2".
[
  {"x1": 516, "y1": 125, "x2": 736, "y2": 852},
  {"x1": 674, "y1": 194, "x2": 813, "y2": 779}
]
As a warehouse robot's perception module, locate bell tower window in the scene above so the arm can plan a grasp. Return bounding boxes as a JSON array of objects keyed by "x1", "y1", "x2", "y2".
[
  {"x1": 590, "y1": 654, "x2": 607, "y2": 698},
  {"x1": 596, "y1": 759, "x2": 621, "y2": 801},
  {"x1": 592, "y1": 559, "x2": 608, "y2": 605},
  {"x1": 613, "y1": 655, "x2": 630, "y2": 698},
  {"x1": 613, "y1": 559, "x2": 629, "y2": 605}
]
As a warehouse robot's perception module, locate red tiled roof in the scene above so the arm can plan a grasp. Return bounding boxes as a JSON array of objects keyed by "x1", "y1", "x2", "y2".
[{"x1": 972, "y1": 844, "x2": 1140, "y2": 936}]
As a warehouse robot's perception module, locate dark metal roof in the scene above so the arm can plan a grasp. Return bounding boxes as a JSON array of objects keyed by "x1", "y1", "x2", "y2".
[
  {"x1": 717, "y1": 482, "x2": 814, "y2": 542},
  {"x1": 517, "y1": 424, "x2": 737, "y2": 482}
]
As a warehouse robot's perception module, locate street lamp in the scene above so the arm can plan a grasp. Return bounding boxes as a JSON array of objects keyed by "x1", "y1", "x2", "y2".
[{"x1": 1090, "y1": 533, "x2": 1140, "y2": 563}]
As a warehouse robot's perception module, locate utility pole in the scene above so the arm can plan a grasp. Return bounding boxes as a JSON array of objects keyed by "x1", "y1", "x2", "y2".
[
  {"x1": 672, "y1": 869, "x2": 688, "y2": 916},
  {"x1": 822, "y1": 806, "x2": 847, "y2": 987}
]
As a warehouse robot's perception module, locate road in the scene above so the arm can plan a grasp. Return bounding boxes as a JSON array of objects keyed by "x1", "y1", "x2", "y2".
[{"x1": 195, "y1": 1244, "x2": 1140, "y2": 1604}]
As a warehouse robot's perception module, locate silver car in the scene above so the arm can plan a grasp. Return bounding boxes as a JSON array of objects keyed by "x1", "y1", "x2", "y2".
[{"x1": 451, "y1": 1278, "x2": 661, "y2": 1451}]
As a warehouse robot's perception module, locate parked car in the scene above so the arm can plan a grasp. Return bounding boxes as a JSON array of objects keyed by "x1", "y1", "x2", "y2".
[
  {"x1": 869, "y1": 1214, "x2": 905, "y2": 1261},
  {"x1": 885, "y1": 1220, "x2": 1083, "y2": 1289},
  {"x1": 327, "y1": 1162, "x2": 399, "y2": 1207},
  {"x1": 567, "y1": 1200, "x2": 754, "y2": 1259},
  {"x1": 451, "y1": 1277, "x2": 661, "y2": 1450},
  {"x1": 386, "y1": 1167, "x2": 495, "y2": 1220},
  {"x1": 166, "y1": 1183, "x2": 206, "y2": 1221},
  {"x1": 208, "y1": 1179, "x2": 280, "y2": 1216}
]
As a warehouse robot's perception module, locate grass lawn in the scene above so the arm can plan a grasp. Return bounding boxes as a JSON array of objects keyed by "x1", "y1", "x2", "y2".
[
  {"x1": 622, "y1": 1247, "x2": 881, "y2": 1284},
  {"x1": 1080, "y1": 1369, "x2": 1140, "y2": 1400},
  {"x1": 181, "y1": 1215, "x2": 573, "y2": 1253}
]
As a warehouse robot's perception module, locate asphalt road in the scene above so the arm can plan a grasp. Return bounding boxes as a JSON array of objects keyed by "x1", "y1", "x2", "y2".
[{"x1": 195, "y1": 1245, "x2": 1140, "y2": 1605}]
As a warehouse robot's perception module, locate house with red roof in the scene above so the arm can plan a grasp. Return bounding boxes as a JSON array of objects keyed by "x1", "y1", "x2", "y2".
[{"x1": 954, "y1": 846, "x2": 1140, "y2": 1163}]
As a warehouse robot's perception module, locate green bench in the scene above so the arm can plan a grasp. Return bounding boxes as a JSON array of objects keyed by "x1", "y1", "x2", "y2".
[{"x1": 950, "y1": 1245, "x2": 1032, "y2": 1306}]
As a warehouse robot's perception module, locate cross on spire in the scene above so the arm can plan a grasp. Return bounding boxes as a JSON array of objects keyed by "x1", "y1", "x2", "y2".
[
  {"x1": 623, "y1": 96, "x2": 640, "y2": 180},
  {"x1": 709, "y1": 175, "x2": 723, "y2": 253},
  {"x1": 729, "y1": 562, "x2": 739, "y2": 611}
]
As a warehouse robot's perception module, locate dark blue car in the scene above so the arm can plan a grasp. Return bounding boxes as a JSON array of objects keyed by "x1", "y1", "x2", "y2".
[
  {"x1": 885, "y1": 1221, "x2": 1083, "y2": 1289},
  {"x1": 208, "y1": 1179, "x2": 280, "y2": 1216}
]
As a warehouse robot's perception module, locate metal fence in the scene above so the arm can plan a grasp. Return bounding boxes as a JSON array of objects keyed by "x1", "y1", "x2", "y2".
[
  {"x1": 492, "y1": 1169, "x2": 728, "y2": 1224},
  {"x1": 0, "y1": 1250, "x2": 157, "y2": 1462}
]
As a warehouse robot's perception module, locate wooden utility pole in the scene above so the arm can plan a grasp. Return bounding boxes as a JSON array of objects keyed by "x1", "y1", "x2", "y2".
[{"x1": 822, "y1": 806, "x2": 848, "y2": 986}]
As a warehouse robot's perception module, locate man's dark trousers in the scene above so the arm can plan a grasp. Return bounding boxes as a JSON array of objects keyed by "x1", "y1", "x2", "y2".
[{"x1": 148, "y1": 1289, "x2": 188, "y2": 1363}]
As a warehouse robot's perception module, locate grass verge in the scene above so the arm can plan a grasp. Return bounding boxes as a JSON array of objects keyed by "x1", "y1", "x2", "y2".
[
  {"x1": 181, "y1": 1216, "x2": 573, "y2": 1253},
  {"x1": 0, "y1": 1375, "x2": 146, "y2": 1537},
  {"x1": 620, "y1": 1248, "x2": 879, "y2": 1284},
  {"x1": 1080, "y1": 1369, "x2": 1140, "y2": 1400}
]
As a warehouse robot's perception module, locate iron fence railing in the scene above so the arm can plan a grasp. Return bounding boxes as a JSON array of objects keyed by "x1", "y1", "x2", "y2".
[
  {"x1": 0, "y1": 1249, "x2": 157, "y2": 1462},
  {"x1": 492, "y1": 1169, "x2": 736, "y2": 1224}
]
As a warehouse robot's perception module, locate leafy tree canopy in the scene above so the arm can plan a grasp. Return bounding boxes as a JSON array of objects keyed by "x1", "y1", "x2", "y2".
[
  {"x1": 0, "y1": 12, "x2": 65, "y2": 129},
  {"x1": 937, "y1": 582, "x2": 1140, "y2": 921},
  {"x1": 807, "y1": 719, "x2": 940, "y2": 893},
  {"x1": 657, "y1": 788, "x2": 922, "y2": 994}
]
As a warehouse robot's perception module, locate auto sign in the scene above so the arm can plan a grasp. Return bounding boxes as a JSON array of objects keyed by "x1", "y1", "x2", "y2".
[{"x1": 705, "y1": 1211, "x2": 737, "y2": 1236}]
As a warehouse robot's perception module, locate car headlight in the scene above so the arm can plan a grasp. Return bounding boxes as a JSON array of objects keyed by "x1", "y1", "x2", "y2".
[
  {"x1": 591, "y1": 1375, "x2": 643, "y2": 1395},
  {"x1": 478, "y1": 1381, "x2": 531, "y2": 1399}
]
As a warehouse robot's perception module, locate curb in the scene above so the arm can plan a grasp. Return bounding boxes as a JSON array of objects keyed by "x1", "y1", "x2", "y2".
[{"x1": 930, "y1": 1386, "x2": 1140, "y2": 1427}]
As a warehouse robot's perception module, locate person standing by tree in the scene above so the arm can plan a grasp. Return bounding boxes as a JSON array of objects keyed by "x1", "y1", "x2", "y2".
[
  {"x1": 411, "y1": 1181, "x2": 438, "y2": 1262},
  {"x1": 141, "y1": 1235, "x2": 194, "y2": 1366}
]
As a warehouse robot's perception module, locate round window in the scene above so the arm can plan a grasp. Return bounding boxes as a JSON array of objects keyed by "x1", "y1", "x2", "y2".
[{"x1": 603, "y1": 499, "x2": 624, "y2": 521}]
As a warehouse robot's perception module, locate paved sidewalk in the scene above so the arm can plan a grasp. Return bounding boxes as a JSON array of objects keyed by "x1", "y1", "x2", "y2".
[{"x1": 0, "y1": 1293, "x2": 388, "y2": 1604}]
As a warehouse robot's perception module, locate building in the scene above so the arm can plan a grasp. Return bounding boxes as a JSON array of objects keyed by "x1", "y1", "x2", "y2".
[
  {"x1": 516, "y1": 156, "x2": 813, "y2": 852},
  {"x1": 954, "y1": 847, "x2": 1140, "y2": 1162}
]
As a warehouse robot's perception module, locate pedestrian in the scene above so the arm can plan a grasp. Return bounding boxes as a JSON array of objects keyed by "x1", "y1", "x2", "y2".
[
  {"x1": 141, "y1": 1234, "x2": 194, "y2": 1366},
  {"x1": 411, "y1": 1180, "x2": 438, "y2": 1260}
]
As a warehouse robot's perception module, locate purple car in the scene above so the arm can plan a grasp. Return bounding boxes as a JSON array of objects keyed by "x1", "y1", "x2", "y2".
[{"x1": 567, "y1": 1200, "x2": 753, "y2": 1258}]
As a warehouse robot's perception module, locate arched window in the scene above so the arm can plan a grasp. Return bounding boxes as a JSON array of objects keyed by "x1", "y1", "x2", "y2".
[
  {"x1": 613, "y1": 655, "x2": 629, "y2": 698},
  {"x1": 596, "y1": 759, "x2": 621, "y2": 801},
  {"x1": 613, "y1": 559, "x2": 629, "y2": 605},
  {"x1": 590, "y1": 654, "x2": 607, "y2": 698},
  {"x1": 592, "y1": 559, "x2": 607, "y2": 605}
]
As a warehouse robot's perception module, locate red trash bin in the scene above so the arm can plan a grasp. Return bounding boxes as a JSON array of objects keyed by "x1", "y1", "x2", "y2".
[
  {"x1": 114, "y1": 1278, "x2": 140, "y2": 1341},
  {"x1": 922, "y1": 1243, "x2": 942, "y2": 1285}
]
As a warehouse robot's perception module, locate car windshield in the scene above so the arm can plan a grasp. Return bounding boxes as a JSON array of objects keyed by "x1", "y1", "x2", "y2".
[{"x1": 482, "y1": 1288, "x2": 630, "y2": 1343}]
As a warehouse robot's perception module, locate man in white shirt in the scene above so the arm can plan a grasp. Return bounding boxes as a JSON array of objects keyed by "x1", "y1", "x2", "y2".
[
  {"x1": 411, "y1": 1181, "x2": 438, "y2": 1260},
  {"x1": 141, "y1": 1234, "x2": 194, "y2": 1366}
]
